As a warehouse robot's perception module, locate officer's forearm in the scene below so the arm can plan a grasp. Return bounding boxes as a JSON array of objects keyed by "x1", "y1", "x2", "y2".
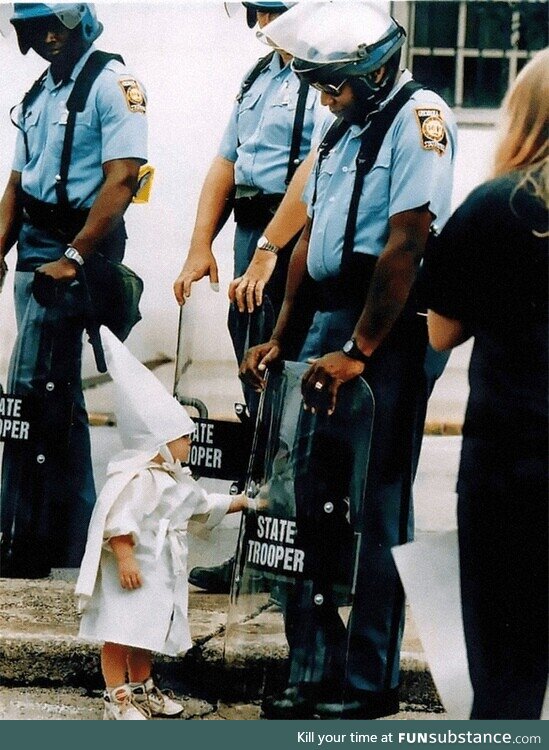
[
  {"x1": 0, "y1": 171, "x2": 22, "y2": 258},
  {"x1": 261, "y1": 151, "x2": 315, "y2": 248},
  {"x1": 272, "y1": 223, "x2": 310, "y2": 344},
  {"x1": 353, "y1": 208, "x2": 431, "y2": 356},
  {"x1": 70, "y1": 158, "x2": 141, "y2": 259},
  {"x1": 190, "y1": 156, "x2": 236, "y2": 248}
]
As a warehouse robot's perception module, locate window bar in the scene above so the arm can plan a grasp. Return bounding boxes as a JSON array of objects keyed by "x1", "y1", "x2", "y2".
[
  {"x1": 508, "y1": 7, "x2": 521, "y2": 87},
  {"x1": 455, "y1": 0, "x2": 467, "y2": 108}
]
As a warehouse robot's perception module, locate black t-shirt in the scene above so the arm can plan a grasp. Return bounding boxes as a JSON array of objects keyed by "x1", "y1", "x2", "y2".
[{"x1": 424, "y1": 168, "x2": 548, "y2": 444}]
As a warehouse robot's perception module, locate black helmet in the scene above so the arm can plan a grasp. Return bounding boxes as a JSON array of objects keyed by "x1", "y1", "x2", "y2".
[
  {"x1": 242, "y1": 2, "x2": 295, "y2": 29},
  {"x1": 10, "y1": 3, "x2": 102, "y2": 55}
]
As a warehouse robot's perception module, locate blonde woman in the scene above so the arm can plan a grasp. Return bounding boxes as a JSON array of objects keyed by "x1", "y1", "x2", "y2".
[{"x1": 424, "y1": 49, "x2": 548, "y2": 719}]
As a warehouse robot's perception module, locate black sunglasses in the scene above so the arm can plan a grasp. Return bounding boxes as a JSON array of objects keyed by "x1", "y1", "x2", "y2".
[{"x1": 310, "y1": 79, "x2": 348, "y2": 97}]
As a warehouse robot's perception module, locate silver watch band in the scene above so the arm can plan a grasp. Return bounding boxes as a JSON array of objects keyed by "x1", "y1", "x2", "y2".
[
  {"x1": 257, "y1": 235, "x2": 280, "y2": 254},
  {"x1": 64, "y1": 246, "x2": 85, "y2": 266}
]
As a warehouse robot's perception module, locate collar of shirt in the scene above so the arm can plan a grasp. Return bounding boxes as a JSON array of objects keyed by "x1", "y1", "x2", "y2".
[
  {"x1": 43, "y1": 44, "x2": 97, "y2": 92},
  {"x1": 265, "y1": 50, "x2": 293, "y2": 79}
]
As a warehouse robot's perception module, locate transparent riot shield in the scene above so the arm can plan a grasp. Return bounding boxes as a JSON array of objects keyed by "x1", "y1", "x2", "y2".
[
  {"x1": 173, "y1": 290, "x2": 255, "y2": 494},
  {"x1": 224, "y1": 361, "x2": 374, "y2": 707}
]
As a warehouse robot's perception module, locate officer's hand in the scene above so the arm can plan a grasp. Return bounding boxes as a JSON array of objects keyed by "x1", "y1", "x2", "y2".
[
  {"x1": 36, "y1": 257, "x2": 78, "y2": 282},
  {"x1": 239, "y1": 339, "x2": 282, "y2": 392},
  {"x1": 228, "y1": 250, "x2": 278, "y2": 313},
  {"x1": 32, "y1": 258, "x2": 77, "y2": 307},
  {"x1": 173, "y1": 248, "x2": 219, "y2": 305},
  {"x1": 301, "y1": 351, "x2": 365, "y2": 416}
]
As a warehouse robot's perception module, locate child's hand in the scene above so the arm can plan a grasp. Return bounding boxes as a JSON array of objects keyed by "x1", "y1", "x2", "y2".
[
  {"x1": 228, "y1": 492, "x2": 269, "y2": 514},
  {"x1": 117, "y1": 555, "x2": 143, "y2": 590},
  {"x1": 109, "y1": 534, "x2": 142, "y2": 590}
]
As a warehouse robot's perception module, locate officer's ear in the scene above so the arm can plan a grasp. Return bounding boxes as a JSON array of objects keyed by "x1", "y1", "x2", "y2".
[{"x1": 371, "y1": 65, "x2": 386, "y2": 85}]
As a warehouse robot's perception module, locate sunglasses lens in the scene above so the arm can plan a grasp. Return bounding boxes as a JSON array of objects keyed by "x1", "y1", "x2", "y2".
[{"x1": 312, "y1": 81, "x2": 347, "y2": 97}]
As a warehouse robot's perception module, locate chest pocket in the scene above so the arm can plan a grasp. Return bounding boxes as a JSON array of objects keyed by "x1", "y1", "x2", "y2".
[
  {"x1": 355, "y1": 142, "x2": 392, "y2": 214},
  {"x1": 48, "y1": 105, "x2": 94, "y2": 159},
  {"x1": 236, "y1": 89, "x2": 262, "y2": 143},
  {"x1": 21, "y1": 108, "x2": 41, "y2": 160},
  {"x1": 314, "y1": 149, "x2": 340, "y2": 208}
]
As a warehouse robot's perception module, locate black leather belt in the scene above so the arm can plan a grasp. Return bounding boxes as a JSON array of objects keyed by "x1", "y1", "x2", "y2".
[{"x1": 20, "y1": 191, "x2": 89, "y2": 239}]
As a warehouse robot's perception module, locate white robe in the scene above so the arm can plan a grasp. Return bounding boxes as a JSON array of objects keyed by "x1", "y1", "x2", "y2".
[{"x1": 75, "y1": 452, "x2": 231, "y2": 656}]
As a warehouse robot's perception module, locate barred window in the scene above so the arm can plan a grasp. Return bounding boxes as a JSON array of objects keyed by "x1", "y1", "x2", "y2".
[{"x1": 402, "y1": 1, "x2": 547, "y2": 109}]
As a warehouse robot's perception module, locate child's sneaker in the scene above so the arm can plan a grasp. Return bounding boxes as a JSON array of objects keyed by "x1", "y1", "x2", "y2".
[
  {"x1": 103, "y1": 684, "x2": 150, "y2": 720},
  {"x1": 130, "y1": 677, "x2": 184, "y2": 717}
]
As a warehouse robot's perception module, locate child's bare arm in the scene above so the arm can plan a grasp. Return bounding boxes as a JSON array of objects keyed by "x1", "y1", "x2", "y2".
[{"x1": 109, "y1": 534, "x2": 142, "y2": 590}]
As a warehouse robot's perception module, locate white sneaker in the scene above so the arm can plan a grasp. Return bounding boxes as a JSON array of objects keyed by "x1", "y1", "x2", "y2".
[
  {"x1": 103, "y1": 685, "x2": 150, "y2": 720},
  {"x1": 131, "y1": 677, "x2": 184, "y2": 717}
]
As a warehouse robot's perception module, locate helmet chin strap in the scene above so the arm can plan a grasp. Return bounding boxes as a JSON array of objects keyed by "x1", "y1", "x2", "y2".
[{"x1": 350, "y1": 55, "x2": 401, "y2": 123}]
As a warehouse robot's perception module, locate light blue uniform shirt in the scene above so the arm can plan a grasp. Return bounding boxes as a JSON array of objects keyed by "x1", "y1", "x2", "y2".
[
  {"x1": 218, "y1": 53, "x2": 331, "y2": 194},
  {"x1": 12, "y1": 45, "x2": 148, "y2": 209},
  {"x1": 303, "y1": 71, "x2": 457, "y2": 281}
]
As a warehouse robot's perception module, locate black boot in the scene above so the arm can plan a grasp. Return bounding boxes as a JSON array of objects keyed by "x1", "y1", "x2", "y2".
[
  {"x1": 188, "y1": 557, "x2": 235, "y2": 593},
  {"x1": 261, "y1": 685, "x2": 319, "y2": 720},
  {"x1": 314, "y1": 686, "x2": 400, "y2": 720}
]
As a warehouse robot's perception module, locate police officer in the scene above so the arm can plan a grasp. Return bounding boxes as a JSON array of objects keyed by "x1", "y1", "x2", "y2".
[
  {"x1": 0, "y1": 3, "x2": 147, "y2": 577},
  {"x1": 174, "y1": 1, "x2": 329, "y2": 594},
  {"x1": 240, "y1": 2, "x2": 457, "y2": 719}
]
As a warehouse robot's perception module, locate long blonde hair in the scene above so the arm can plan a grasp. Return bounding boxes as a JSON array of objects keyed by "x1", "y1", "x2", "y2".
[{"x1": 493, "y1": 48, "x2": 549, "y2": 182}]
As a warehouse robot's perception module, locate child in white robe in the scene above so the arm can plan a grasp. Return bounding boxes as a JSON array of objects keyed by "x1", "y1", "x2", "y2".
[{"x1": 75, "y1": 328, "x2": 248, "y2": 720}]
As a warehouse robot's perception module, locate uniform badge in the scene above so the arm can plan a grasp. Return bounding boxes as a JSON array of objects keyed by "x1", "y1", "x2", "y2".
[
  {"x1": 118, "y1": 78, "x2": 147, "y2": 114},
  {"x1": 415, "y1": 107, "x2": 447, "y2": 155}
]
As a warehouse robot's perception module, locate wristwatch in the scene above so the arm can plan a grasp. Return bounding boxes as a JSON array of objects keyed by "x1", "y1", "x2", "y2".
[
  {"x1": 64, "y1": 245, "x2": 85, "y2": 266},
  {"x1": 256, "y1": 235, "x2": 280, "y2": 254},
  {"x1": 342, "y1": 338, "x2": 370, "y2": 365}
]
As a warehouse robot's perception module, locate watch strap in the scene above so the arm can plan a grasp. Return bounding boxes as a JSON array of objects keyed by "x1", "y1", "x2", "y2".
[
  {"x1": 64, "y1": 245, "x2": 85, "y2": 266},
  {"x1": 257, "y1": 235, "x2": 280, "y2": 254}
]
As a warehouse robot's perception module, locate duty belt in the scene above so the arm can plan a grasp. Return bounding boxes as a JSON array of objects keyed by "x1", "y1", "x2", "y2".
[
  {"x1": 20, "y1": 191, "x2": 89, "y2": 240},
  {"x1": 315, "y1": 253, "x2": 378, "y2": 311},
  {"x1": 233, "y1": 191, "x2": 285, "y2": 230}
]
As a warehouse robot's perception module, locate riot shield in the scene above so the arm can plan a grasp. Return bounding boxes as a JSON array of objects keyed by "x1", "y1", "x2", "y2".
[
  {"x1": 224, "y1": 361, "x2": 374, "y2": 708},
  {"x1": 173, "y1": 292, "x2": 254, "y2": 497}
]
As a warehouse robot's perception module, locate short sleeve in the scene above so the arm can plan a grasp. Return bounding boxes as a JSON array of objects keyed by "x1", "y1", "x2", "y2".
[
  {"x1": 94, "y1": 68, "x2": 148, "y2": 165},
  {"x1": 422, "y1": 197, "x2": 480, "y2": 322},
  {"x1": 12, "y1": 116, "x2": 27, "y2": 172},
  {"x1": 218, "y1": 101, "x2": 239, "y2": 163},
  {"x1": 389, "y1": 100, "x2": 455, "y2": 220}
]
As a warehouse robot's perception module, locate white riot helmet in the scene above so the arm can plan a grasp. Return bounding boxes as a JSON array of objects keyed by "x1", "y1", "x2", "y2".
[
  {"x1": 10, "y1": 3, "x2": 103, "y2": 54},
  {"x1": 258, "y1": 1, "x2": 406, "y2": 112}
]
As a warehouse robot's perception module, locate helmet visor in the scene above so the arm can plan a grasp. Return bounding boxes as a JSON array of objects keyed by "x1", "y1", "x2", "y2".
[{"x1": 258, "y1": 1, "x2": 404, "y2": 67}]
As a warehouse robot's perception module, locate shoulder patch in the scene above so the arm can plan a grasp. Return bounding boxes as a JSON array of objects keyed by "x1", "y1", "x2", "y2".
[
  {"x1": 118, "y1": 77, "x2": 146, "y2": 114},
  {"x1": 414, "y1": 107, "x2": 447, "y2": 155}
]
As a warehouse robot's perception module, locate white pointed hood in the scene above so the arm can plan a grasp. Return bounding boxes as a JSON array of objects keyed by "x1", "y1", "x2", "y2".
[{"x1": 100, "y1": 326, "x2": 195, "y2": 464}]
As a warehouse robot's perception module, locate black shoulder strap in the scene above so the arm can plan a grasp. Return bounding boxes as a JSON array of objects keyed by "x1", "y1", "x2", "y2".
[
  {"x1": 311, "y1": 117, "x2": 351, "y2": 207},
  {"x1": 285, "y1": 79, "x2": 309, "y2": 185},
  {"x1": 56, "y1": 51, "x2": 124, "y2": 207},
  {"x1": 11, "y1": 69, "x2": 49, "y2": 164},
  {"x1": 341, "y1": 81, "x2": 423, "y2": 272},
  {"x1": 236, "y1": 51, "x2": 275, "y2": 103}
]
